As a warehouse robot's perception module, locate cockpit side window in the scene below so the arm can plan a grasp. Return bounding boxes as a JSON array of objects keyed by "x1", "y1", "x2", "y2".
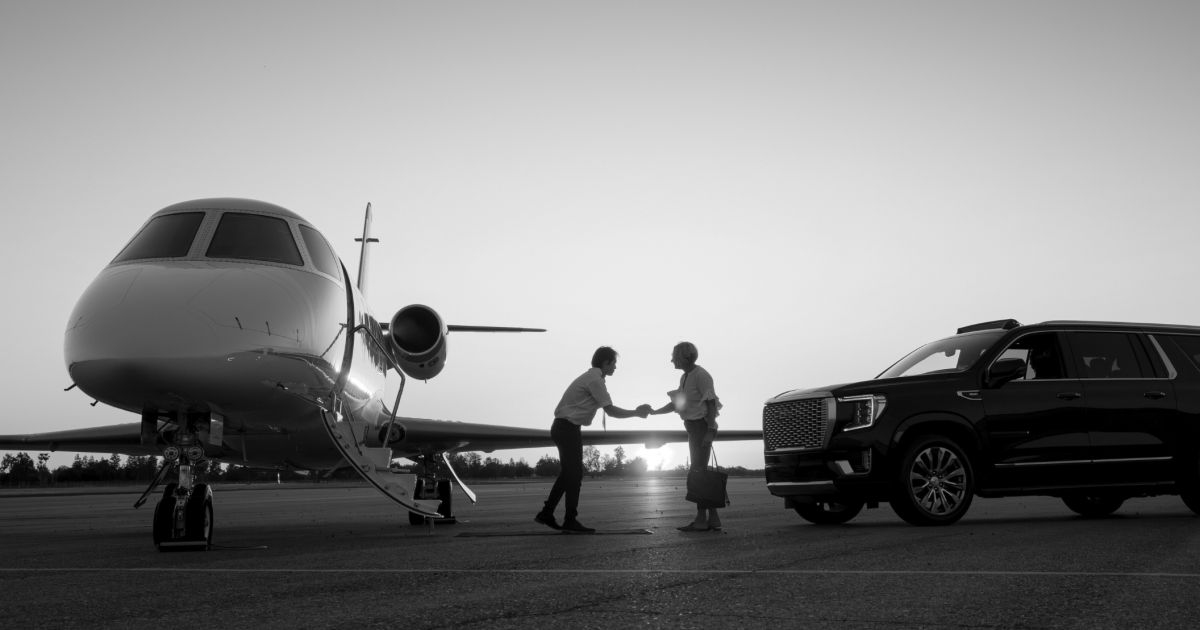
[
  {"x1": 206, "y1": 213, "x2": 303, "y2": 266},
  {"x1": 113, "y1": 212, "x2": 205, "y2": 263},
  {"x1": 298, "y1": 225, "x2": 341, "y2": 277}
]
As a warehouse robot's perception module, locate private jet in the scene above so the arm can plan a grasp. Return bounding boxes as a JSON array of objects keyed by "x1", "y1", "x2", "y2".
[{"x1": 0, "y1": 198, "x2": 761, "y2": 550}]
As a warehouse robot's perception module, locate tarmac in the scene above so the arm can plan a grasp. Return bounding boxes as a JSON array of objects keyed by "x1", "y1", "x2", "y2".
[{"x1": 2, "y1": 477, "x2": 1200, "y2": 629}]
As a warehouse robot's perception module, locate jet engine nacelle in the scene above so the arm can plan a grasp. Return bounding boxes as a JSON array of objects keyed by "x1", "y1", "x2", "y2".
[{"x1": 388, "y1": 304, "x2": 447, "y2": 380}]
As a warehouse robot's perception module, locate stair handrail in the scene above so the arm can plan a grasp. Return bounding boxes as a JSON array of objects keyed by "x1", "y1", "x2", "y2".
[{"x1": 345, "y1": 324, "x2": 407, "y2": 455}]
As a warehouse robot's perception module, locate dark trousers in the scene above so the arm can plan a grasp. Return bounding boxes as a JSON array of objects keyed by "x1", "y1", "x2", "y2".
[
  {"x1": 543, "y1": 418, "x2": 584, "y2": 521},
  {"x1": 686, "y1": 420, "x2": 722, "y2": 510}
]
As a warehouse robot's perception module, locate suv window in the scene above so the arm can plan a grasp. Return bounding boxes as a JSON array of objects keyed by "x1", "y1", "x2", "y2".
[
  {"x1": 113, "y1": 212, "x2": 205, "y2": 262},
  {"x1": 206, "y1": 213, "x2": 303, "y2": 266},
  {"x1": 995, "y1": 332, "x2": 1066, "y2": 380},
  {"x1": 1068, "y1": 332, "x2": 1145, "y2": 379},
  {"x1": 298, "y1": 225, "x2": 340, "y2": 277},
  {"x1": 877, "y1": 331, "x2": 1004, "y2": 379},
  {"x1": 1166, "y1": 335, "x2": 1200, "y2": 372}
]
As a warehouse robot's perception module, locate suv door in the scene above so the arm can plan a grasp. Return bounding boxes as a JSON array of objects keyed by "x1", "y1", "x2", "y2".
[
  {"x1": 980, "y1": 331, "x2": 1090, "y2": 490},
  {"x1": 1067, "y1": 331, "x2": 1177, "y2": 484}
]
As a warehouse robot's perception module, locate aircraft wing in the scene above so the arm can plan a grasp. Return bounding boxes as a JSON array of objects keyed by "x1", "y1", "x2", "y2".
[
  {"x1": 0, "y1": 418, "x2": 763, "y2": 459},
  {"x1": 0, "y1": 423, "x2": 157, "y2": 456},
  {"x1": 396, "y1": 417, "x2": 762, "y2": 454}
]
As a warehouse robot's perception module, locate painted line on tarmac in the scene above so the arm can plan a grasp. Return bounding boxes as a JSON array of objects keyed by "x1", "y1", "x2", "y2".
[{"x1": 2, "y1": 568, "x2": 1199, "y2": 578}]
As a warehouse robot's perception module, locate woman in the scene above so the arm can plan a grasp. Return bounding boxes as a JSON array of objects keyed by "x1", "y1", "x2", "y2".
[{"x1": 650, "y1": 341, "x2": 723, "y2": 531}]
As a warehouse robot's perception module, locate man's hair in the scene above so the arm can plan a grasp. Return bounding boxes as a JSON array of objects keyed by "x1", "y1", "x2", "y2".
[
  {"x1": 673, "y1": 341, "x2": 699, "y2": 365},
  {"x1": 591, "y1": 346, "x2": 619, "y2": 368}
]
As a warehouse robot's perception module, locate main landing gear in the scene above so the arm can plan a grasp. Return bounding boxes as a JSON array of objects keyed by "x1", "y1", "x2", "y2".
[{"x1": 408, "y1": 454, "x2": 460, "y2": 526}]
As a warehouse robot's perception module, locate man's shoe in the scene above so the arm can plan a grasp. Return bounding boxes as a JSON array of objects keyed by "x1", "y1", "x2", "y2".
[
  {"x1": 560, "y1": 519, "x2": 596, "y2": 533},
  {"x1": 534, "y1": 512, "x2": 562, "y2": 530}
]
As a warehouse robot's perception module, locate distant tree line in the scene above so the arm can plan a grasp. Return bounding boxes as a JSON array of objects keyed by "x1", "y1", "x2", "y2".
[
  {"x1": 1, "y1": 448, "x2": 762, "y2": 487},
  {"x1": 0, "y1": 452, "x2": 360, "y2": 487}
]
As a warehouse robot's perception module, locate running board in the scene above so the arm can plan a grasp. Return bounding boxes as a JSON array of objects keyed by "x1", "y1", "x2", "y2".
[{"x1": 320, "y1": 409, "x2": 441, "y2": 518}]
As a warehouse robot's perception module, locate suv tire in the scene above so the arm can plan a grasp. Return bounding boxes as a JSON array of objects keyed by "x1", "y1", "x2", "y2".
[
  {"x1": 1062, "y1": 495, "x2": 1124, "y2": 517},
  {"x1": 1181, "y1": 490, "x2": 1200, "y2": 515},
  {"x1": 891, "y1": 434, "x2": 975, "y2": 526},
  {"x1": 793, "y1": 500, "x2": 865, "y2": 525}
]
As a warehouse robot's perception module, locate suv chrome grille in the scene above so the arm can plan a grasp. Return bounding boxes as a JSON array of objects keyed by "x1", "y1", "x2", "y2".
[{"x1": 763, "y1": 398, "x2": 828, "y2": 451}]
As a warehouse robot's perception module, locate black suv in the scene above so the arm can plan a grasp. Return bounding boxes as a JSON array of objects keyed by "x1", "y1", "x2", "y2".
[{"x1": 763, "y1": 319, "x2": 1200, "y2": 526}]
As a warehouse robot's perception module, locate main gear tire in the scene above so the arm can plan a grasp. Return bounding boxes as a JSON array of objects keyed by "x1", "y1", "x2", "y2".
[
  {"x1": 891, "y1": 434, "x2": 975, "y2": 526},
  {"x1": 409, "y1": 478, "x2": 428, "y2": 525},
  {"x1": 793, "y1": 500, "x2": 864, "y2": 525}
]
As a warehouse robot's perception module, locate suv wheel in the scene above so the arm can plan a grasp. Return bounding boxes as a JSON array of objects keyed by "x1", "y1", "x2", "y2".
[
  {"x1": 793, "y1": 500, "x2": 864, "y2": 525},
  {"x1": 1062, "y1": 495, "x2": 1124, "y2": 517},
  {"x1": 891, "y1": 434, "x2": 974, "y2": 526},
  {"x1": 1181, "y1": 490, "x2": 1200, "y2": 515}
]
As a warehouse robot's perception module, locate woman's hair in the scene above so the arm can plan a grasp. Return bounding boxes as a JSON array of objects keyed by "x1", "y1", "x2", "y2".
[
  {"x1": 591, "y1": 346, "x2": 619, "y2": 368},
  {"x1": 673, "y1": 341, "x2": 699, "y2": 365}
]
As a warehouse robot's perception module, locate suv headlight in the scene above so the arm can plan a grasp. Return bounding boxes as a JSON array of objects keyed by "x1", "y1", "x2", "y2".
[{"x1": 837, "y1": 394, "x2": 887, "y2": 432}]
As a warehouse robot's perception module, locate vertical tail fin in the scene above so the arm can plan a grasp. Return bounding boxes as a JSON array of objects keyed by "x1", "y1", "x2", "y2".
[{"x1": 354, "y1": 202, "x2": 378, "y2": 298}]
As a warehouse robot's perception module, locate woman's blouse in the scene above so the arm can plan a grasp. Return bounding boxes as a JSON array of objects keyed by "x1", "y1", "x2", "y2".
[{"x1": 668, "y1": 365, "x2": 722, "y2": 427}]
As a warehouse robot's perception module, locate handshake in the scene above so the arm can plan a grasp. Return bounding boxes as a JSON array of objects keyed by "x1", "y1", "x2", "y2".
[{"x1": 634, "y1": 404, "x2": 655, "y2": 418}]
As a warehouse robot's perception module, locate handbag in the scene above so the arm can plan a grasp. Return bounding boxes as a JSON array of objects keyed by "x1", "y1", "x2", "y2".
[{"x1": 685, "y1": 445, "x2": 730, "y2": 507}]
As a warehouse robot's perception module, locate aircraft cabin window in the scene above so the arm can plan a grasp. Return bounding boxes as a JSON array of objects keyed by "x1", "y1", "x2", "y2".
[
  {"x1": 299, "y1": 225, "x2": 340, "y2": 277},
  {"x1": 112, "y1": 212, "x2": 205, "y2": 262},
  {"x1": 206, "y1": 213, "x2": 303, "y2": 266}
]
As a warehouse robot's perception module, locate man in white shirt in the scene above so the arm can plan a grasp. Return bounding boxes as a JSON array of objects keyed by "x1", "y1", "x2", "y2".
[{"x1": 536, "y1": 346, "x2": 651, "y2": 532}]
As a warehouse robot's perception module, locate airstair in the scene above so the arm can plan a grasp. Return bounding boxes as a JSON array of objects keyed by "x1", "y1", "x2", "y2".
[{"x1": 319, "y1": 405, "x2": 442, "y2": 518}]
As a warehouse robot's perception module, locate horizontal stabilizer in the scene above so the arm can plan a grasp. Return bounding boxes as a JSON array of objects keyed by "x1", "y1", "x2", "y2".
[{"x1": 446, "y1": 325, "x2": 546, "y2": 333}]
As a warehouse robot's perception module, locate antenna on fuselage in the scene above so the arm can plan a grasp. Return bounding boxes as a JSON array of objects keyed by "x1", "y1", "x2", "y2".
[{"x1": 354, "y1": 202, "x2": 378, "y2": 298}]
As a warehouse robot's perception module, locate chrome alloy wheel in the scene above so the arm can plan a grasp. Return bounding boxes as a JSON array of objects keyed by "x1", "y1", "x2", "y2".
[{"x1": 908, "y1": 446, "x2": 967, "y2": 516}]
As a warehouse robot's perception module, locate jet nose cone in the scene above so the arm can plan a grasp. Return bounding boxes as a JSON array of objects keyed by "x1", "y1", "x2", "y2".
[
  {"x1": 65, "y1": 265, "x2": 223, "y2": 410},
  {"x1": 64, "y1": 263, "x2": 333, "y2": 412},
  {"x1": 66, "y1": 266, "x2": 221, "y2": 365}
]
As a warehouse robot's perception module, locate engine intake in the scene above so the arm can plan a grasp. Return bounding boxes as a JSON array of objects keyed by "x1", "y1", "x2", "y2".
[{"x1": 389, "y1": 304, "x2": 447, "y2": 380}]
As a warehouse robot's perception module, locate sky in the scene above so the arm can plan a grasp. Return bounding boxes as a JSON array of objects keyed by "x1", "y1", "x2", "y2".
[{"x1": 1, "y1": 1, "x2": 1198, "y2": 471}]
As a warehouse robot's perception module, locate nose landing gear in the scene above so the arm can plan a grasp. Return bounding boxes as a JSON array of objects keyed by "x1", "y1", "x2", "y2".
[{"x1": 151, "y1": 473, "x2": 214, "y2": 552}]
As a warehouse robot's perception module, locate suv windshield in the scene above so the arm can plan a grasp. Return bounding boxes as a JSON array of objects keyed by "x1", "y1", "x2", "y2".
[
  {"x1": 878, "y1": 331, "x2": 1005, "y2": 379},
  {"x1": 113, "y1": 212, "x2": 205, "y2": 262},
  {"x1": 206, "y1": 213, "x2": 303, "y2": 266}
]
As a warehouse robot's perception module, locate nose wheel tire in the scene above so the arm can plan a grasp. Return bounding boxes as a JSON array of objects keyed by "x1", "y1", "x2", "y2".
[
  {"x1": 184, "y1": 484, "x2": 214, "y2": 549},
  {"x1": 793, "y1": 500, "x2": 865, "y2": 525},
  {"x1": 1062, "y1": 495, "x2": 1124, "y2": 517},
  {"x1": 891, "y1": 434, "x2": 975, "y2": 526},
  {"x1": 152, "y1": 483, "x2": 178, "y2": 549}
]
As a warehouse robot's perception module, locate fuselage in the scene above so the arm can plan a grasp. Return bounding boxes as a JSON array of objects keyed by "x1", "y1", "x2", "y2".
[{"x1": 65, "y1": 198, "x2": 388, "y2": 470}]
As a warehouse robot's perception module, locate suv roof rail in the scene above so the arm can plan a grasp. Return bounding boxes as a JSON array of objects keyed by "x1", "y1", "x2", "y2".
[{"x1": 957, "y1": 319, "x2": 1022, "y2": 334}]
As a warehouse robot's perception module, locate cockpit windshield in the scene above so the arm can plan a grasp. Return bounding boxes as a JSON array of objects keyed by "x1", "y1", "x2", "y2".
[
  {"x1": 113, "y1": 212, "x2": 205, "y2": 263},
  {"x1": 298, "y1": 225, "x2": 340, "y2": 277},
  {"x1": 206, "y1": 213, "x2": 303, "y2": 266},
  {"x1": 877, "y1": 331, "x2": 1006, "y2": 379}
]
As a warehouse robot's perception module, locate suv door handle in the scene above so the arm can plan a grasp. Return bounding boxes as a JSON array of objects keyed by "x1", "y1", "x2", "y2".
[
  {"x1": 1144, "y1": 391, "x2": 1167, "y2": 399},
  {"x1": 1057, "y1": 392, "x2": 1082, "y2": 400}
]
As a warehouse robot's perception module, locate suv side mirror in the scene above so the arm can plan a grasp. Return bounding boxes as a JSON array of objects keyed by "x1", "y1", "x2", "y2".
[{"x1": 987, "y1": 358, "x2": 1027, "y2": 388}]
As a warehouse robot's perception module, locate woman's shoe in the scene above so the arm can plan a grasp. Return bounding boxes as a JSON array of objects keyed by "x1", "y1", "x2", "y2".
[{"x1": 676, "y1": 523, "x2": 708, "y2": 532}]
